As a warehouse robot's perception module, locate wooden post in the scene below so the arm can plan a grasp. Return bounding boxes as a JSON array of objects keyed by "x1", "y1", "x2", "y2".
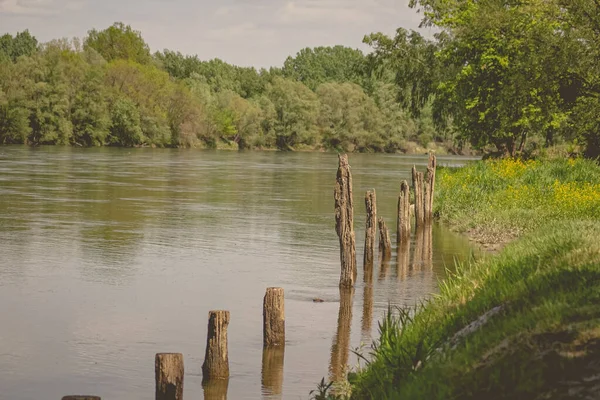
[
  {"x1": 155, "y1": 353, "x2": 184, "y2": 400},
  {"x1": 62, "y1": 397, "x2": 101, "y2": 400},
  {"x1": 397, "y1": 180, "x2": 411, "y2": 245},
  {"x1": 425, "y1": 153, "x2": 437, "y2": 223},
  {"x1": 334, "y1": 154, "x2": 357, "y2": 288},
  {"x1": 363, "y1": 190, "x2": 377, "y2": 276},
  {"x1": 263, "y1": 288, "x2": 285, "y2": 347},
  {"x1": 261, "y1": 347, "x2": 285, "y2": 396},
  {"x1": 378, "y1": 217, "x2": 392, "y2": 261},
  {"x1": 412, "y1": 166, "x2": 425, "y2": 228},
  {"x1": 202, "y1": 311, "x2": 230, "y2": 381}
]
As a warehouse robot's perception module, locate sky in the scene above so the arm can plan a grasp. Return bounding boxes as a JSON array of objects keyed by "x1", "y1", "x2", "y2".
[{"x1": 0, "y1": 0, "x2": 431, "y2": 68}]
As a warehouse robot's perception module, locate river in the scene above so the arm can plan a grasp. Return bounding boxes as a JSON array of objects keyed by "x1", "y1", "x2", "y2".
[{"x1": 0, "y1": 147, "x2": 477, "y2": 399}]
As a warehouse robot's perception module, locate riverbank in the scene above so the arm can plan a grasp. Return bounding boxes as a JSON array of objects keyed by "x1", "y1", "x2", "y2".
[{"x1": 340, "y1": 157, "x2": 600, "y2": 399}]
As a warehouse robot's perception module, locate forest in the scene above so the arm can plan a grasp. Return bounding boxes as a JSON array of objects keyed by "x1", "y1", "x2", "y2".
[{"x1": 1, "y1": 0, "x2": 599, "y2": 158}]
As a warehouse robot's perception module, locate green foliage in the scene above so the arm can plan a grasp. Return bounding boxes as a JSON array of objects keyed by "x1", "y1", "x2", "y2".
[
  {"x1": 266, "y1": 77, "x2": 319, "y2": 150},
  {"x1": 401, "y1": 0, "x2": 600, "y2": 158},
  {"x1": 85, "y1": 22, "x2": 152, "y2": 64},
  {"x1": 282, "y1": 46, "x2": 366, "y2": 91},
  {"x1": 109, "y1": 97, "x2": 144, "y2": 146},
  {"x1": 316, "y1": 82, "x2": 384, "y2": 152},
  {"x1": 0, "y1": 30, "x2": 38, "y2": 62}
]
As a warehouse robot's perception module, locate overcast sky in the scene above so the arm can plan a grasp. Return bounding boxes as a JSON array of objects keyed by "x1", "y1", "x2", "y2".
[{"x1": 0, "y1": 0, "x2": 431, "y2": 68}]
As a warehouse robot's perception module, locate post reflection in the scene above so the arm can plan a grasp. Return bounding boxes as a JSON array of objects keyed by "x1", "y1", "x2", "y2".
[
  {"x1": 261, "y1": 347, "x2": 285, "y2": 398},
  {"x1": 202, "y1": 379, "x2": 229, "y2": 400},
  {"x1": 329, "y1": 287, "x2": 355, "y2": 383},
  {"x1": 396, "y1": 238, "x2": 411, "y2": 280}
]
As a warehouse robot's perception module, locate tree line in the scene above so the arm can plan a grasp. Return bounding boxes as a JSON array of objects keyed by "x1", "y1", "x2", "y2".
[
  {"x1": 0, "y1": 23, "x2": 441, "y2": 152},
  {"x1": 2, "y1": 0, "x2": 600, "y2": 158}
]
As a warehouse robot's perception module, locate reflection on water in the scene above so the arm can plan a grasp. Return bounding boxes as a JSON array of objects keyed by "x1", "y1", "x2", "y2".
[
  {"x1": 261, "y1": 347, "x2": 284, "y2": 398},
  {"x1": 329, "y1": 288, "x2": 354, "y2": 383},
  {"x1": 396, "y1": 239, "x2": 411, "y2": 280},
  {"x1": 203, "y1": 379, "x2": 229, "y2": 400},
  {"x1": 0, "y1": 147, "x2": 478, "y2": 399}
]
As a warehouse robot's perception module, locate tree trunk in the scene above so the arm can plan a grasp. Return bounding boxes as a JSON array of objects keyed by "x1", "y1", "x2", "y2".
[{"x1": 334, "y1": 154, "x2": 356, "y2": 287}]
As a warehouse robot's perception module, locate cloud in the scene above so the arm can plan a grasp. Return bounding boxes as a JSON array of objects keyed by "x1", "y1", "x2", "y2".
[
  {"x1": 0, "y1": 0, "x2": 426, "y2": 68},
  {"x1": 0, "y1": 0, "x2": 83, "y2": 15}
]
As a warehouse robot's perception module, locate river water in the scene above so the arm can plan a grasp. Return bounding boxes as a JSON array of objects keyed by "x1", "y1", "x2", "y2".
[{"x1": 0, "y1": 147, "x2": 477, "y2": 400}]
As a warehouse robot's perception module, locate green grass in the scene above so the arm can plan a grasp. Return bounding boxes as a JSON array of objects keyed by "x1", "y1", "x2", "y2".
[
  {"x1": 333, "y1": 158, "x2": 600, "y2": 400},
  {"x1": 434, "y1": 158, "x2": 600, "y2": 244}
]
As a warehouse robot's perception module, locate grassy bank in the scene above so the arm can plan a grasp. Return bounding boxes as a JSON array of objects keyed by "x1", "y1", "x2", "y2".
[
  {"x1": 436, "y1": 158, "x2": 600, "y2": 248},
  {"x1": 337, "y1": 158, "x2": 600, "y2": 399}
]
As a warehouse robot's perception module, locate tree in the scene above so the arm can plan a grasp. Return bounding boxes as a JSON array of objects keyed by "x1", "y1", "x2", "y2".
[
  {"x1": 0, "y1": 30, "x2": 38, "y2": 62},
  {"x1": 407, "y1": 0, "x2": 573, "y2": 156},
  {"x1": 316, "y1": 82, "x2": 385, "y2": 152},
  {"x1": 282, "y1": 46, "x2": 366, "y2": 91},
  {"x1": 85, "y1": 22, "x2": 152, "y2": 64},
  {"x1": 266, "y1": 77, "x2": 319, "y2": 150},
  {"x1": 109, "y1": 97, "x2": 144, "y2": 146},
  {"x1": 364, "y1": 29, "x2": 441, "y2": 119}
]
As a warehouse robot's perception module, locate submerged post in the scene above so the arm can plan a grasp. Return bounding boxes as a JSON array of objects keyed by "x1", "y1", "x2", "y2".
[
  {"x1": 202, "y1": 311, "x2": 230, "y2": 381},
  {"x1": 397, "y1": 180, "x2": 411, "y2": 245},
  {"x1": 155, "y1": 353, "x2": 184, "y2": 400},
  {"x1": 263, "y1": 288, "x2": 285, "y2": 347},
  {"x1": 412, "y1": 166, "x2": 425, "y2": 228},
  {"x1": 363, "y1": 190, "x2": 377, "y2": 276},
  {"x1": 334, "y1": 154, "x2": 356, "y2": 287},
  {"x1": 62, "y1": 397, "x2": 101, "y2": 400},
  {"x1": 424, "y1": 153, "x2": 437, "y2": 223},
  {"x1": 378, "y1": 217, "x2": 392, "y2": 261}
]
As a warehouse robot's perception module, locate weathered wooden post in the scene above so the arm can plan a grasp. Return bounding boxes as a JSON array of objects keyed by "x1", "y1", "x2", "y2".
[
  {"x1": 62, "y1": 397, "x2": 101, "y2": 400},
  {"x1": 334, "y1": 154, "x2": 357, "y2": 287},
  {"x1": 397, "y1": 180, "x2": 411, "y2": 245},
  {"x1": 425, "y1": 153, "x2": 437, "y2": 223},
  {"x1": 202, "y1": 311, "x2": 230, "y2": 381},
  {"x1": 378, "y1": 217, "x2": 392, "y2": 261},
  {"x1": 363, "y1": 190, "x2": 377, "y2": 276},
  {"x1": 155, "y1": 353, "x2": 184, "y2": 400},
  {"x1": 261, "y1": 347, "x2": 285, "y2": 396},
  {"x1": 263, "y1": 288, "x2": 285, "y2": 347},
  {"x1": 412, "y1": 166, "x2": 425, "y2": 228}
]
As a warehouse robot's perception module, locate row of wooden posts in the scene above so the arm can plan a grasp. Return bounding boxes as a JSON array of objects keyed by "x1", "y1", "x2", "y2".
[
  {"x1": 335, "y1": 152, "x2": 437, "y2": 287},
  {"x1": 62, "y1": 288, "x2": 286, "y2": 400},
  {"x1": 62, "y1": 153, "x2": 437, "y2": 399}
]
